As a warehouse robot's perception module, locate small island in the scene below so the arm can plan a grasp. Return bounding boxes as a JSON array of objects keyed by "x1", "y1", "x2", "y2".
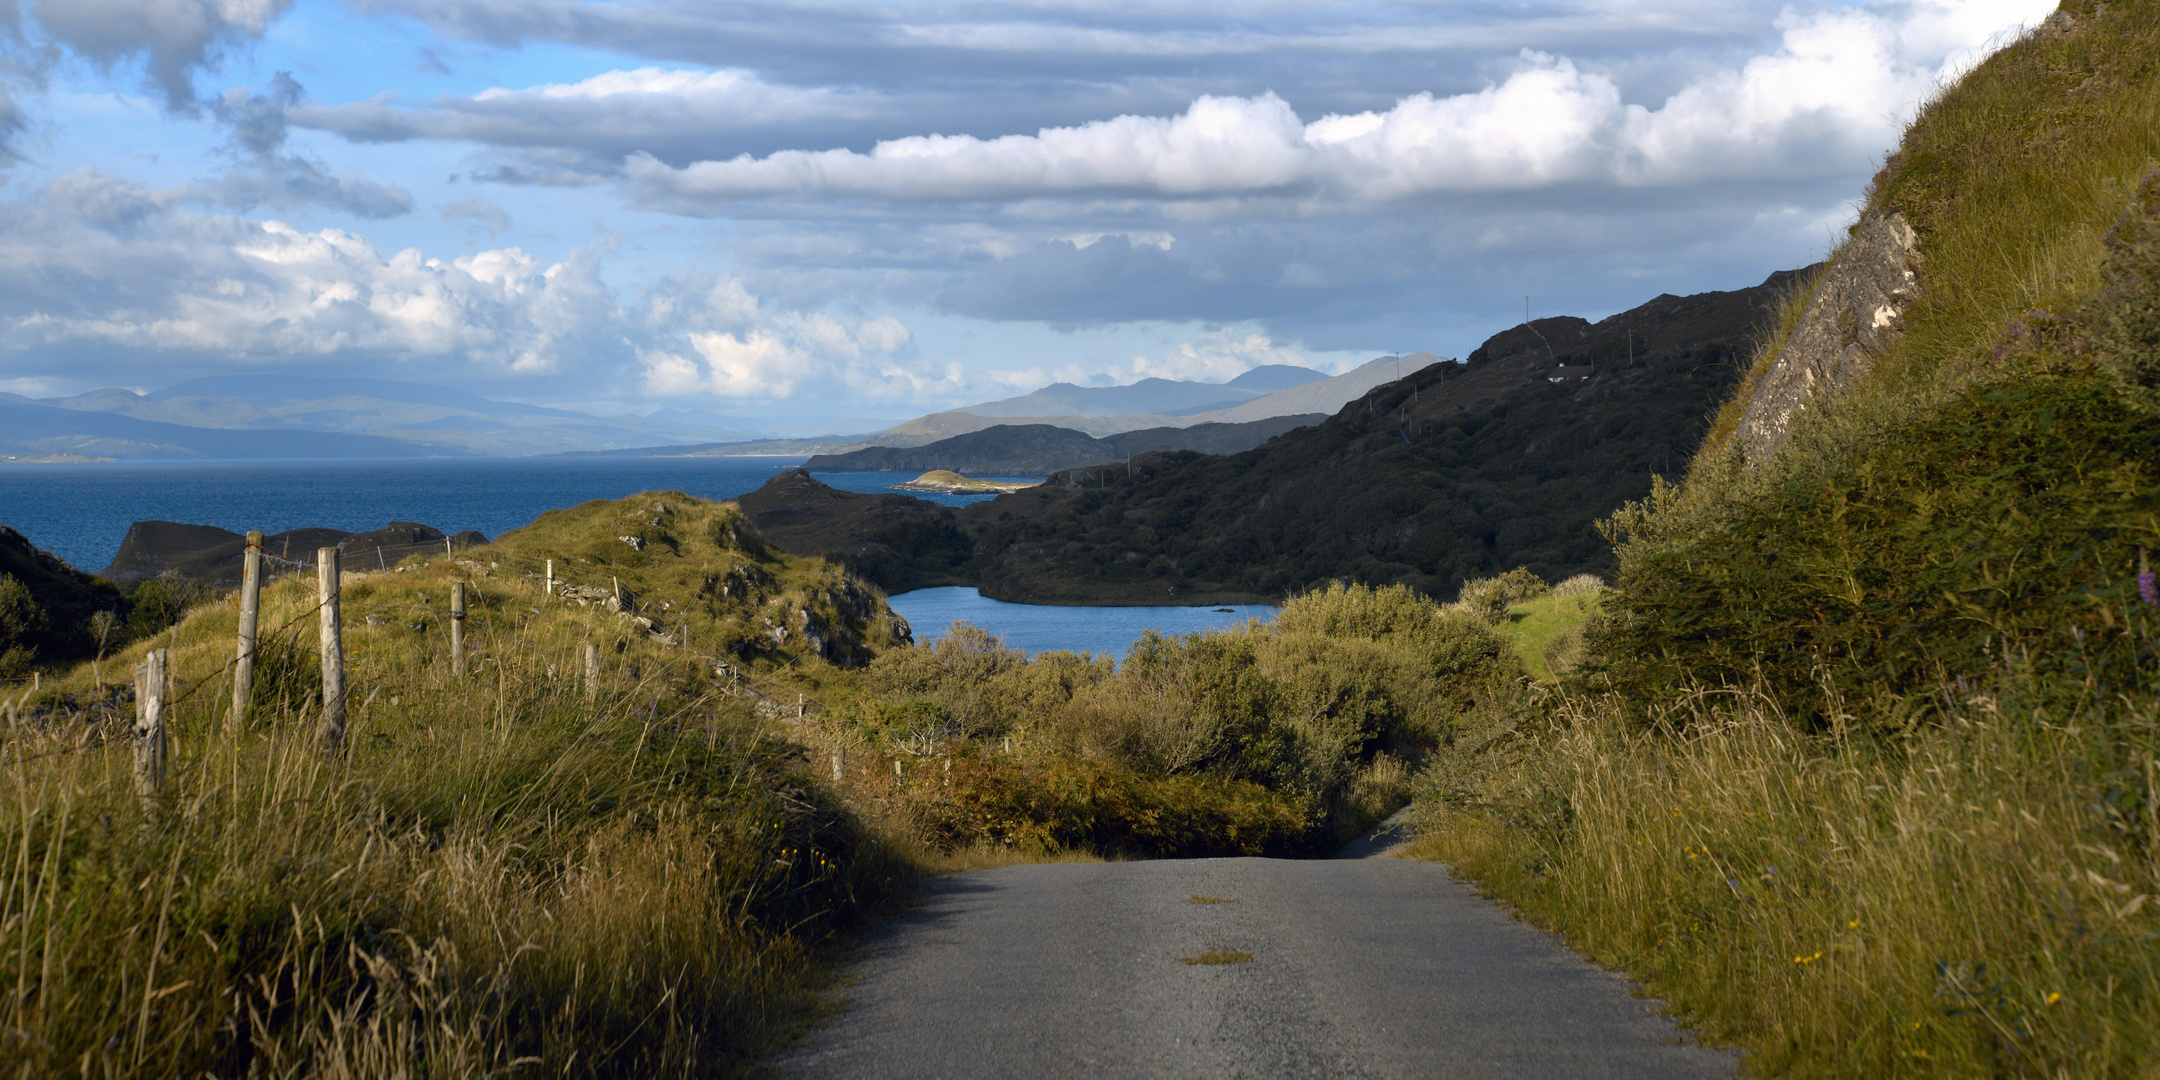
[{"x1": 893, "y1": 469, "x2": 1039, "y2": 495}]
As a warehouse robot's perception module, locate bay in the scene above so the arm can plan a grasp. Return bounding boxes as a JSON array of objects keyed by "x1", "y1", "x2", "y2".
[
  {"x1": 0, "y1": 457, "x2": 1035, "y2": 574},
  {"x1": 887, "y1": 587, "x2": 1277, "y2": 659}
]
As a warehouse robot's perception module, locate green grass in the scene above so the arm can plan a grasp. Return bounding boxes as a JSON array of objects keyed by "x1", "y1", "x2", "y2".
[
  {"x1": 1403, "y1": 6, "x2": 2160, "y2": 1076},
  {"x1": 1501, "y1": 591, "x2": 1600, "y2": 682},
  {"x1": 0, "y1": 502, "x2": 917, "y2": 1077}
]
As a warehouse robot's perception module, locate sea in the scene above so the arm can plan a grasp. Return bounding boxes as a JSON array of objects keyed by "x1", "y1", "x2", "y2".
[{"x1": 0, "y1": 456, "x2": 1276, "y2": 657}]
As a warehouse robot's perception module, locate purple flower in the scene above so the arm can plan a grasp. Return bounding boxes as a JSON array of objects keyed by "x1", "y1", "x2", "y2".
[{"x1": 2140, "y1": 569, "x2": 2157, "y2": 607}]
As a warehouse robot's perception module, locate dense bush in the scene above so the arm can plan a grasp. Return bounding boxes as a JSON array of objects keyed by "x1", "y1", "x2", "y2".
[
  {"x1": 913, "y1": 755, "x2": 1308, "y2": 857},
  {"x1": 0, "y1": 573, "x2": 47, "y2": 679},
  {"x1": 1587, "y1": 173, "x2": 2160, "y2": 733},
  {"x1": 123, "y1": 570, "x2": 216, "y2": 642},
  {"x1": 845, "y1": 582, "x2": 1523, "y2": 852}
]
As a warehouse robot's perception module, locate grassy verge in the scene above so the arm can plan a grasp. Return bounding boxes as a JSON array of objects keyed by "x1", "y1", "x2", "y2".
[
  {"x1": 1402, "y1": 6, "x2": 2160, "y2": 1076},
  {"x1": 1405, "y1": 666, "x2": 2160, "y2": 1075}
]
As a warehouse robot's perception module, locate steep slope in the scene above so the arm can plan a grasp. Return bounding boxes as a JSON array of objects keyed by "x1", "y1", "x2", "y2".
[
  {"x1": 1593, "y1": 0, "x2": 2160, "y2": 717},
  {"x1": 0, "y1": 525, "x2": 125, "y2": 673},
  {"x1": 953, "y1": 276, "x2": 1799, "y2": 604},
  {"x1": 1409, "y1": 8, "x2": 2160, "y2": 1075}
]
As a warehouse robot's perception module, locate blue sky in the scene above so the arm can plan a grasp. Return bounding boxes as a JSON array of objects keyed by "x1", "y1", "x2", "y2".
[{"x1": 0, "y1": 0, "x2": 2055, "y2": 427}]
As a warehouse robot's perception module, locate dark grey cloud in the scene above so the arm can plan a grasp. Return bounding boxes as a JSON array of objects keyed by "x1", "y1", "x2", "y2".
[
  {"x1": 29, "y1": 0, "x2": 292, "y2": 110},
  {"x1": 930, "y1": 179, "x2": 1850, "y2": 353},
  {"x1": 348, "y1": 0, "x2": 1777, "y2": 121},
  {"x1": 206, "y1": 73, "x2": 413, "y2": 217}
]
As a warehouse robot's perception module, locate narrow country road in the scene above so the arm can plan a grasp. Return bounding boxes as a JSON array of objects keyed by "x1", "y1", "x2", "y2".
[{"x1": 776, "y1": 825, "x2": 1737, "y2": 1079}]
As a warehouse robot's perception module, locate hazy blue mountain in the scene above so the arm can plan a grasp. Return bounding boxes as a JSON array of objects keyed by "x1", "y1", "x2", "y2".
[
  {"x1": 30, "y1": 374, "x2": 762, "y2": 457},
  {"x1": 1225, "y1": 365, "x2": 1331, "y2": 392},
  {"x1": 954, "y1": 367, "x2": 1327, "y2": 419},
  {"x1": 0, "y1": 401, "x2": 452, "y2": 460}
]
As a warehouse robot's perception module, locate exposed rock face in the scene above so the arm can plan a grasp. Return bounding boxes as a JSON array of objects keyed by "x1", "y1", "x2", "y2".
[{"x1": 1736, "y1": 211, "x2": 1924, "y2": 463}]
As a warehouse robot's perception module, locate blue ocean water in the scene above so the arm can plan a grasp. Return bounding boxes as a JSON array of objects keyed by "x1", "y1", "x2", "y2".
[
  {"x1": 887, "y1": 587, "x2": 1277, "y2": 659},
  {"x1": 0, "y1": 457, "x2": 1036, "y2": 574}
]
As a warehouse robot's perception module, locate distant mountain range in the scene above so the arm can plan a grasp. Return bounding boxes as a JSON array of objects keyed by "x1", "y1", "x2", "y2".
[
  {"x1": 0, "y1": 376, "x2": 766, "y2": 459},
  {"x1": 804, "y1": 414, "x2": 1324, "y2": 475},
  {"x1": 950, "y1": 365, "x2": 1329, "y2": 419},
  {"x1": 0, "y1": 356, "x2": 1451, "y2": 462}
]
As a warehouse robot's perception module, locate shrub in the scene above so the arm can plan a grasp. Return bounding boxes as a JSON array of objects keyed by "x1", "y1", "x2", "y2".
[
  {"x1": 123, "y1": 570, "x2": 214, "y2": 642},
  {"x1": 0, "y1": 572, "x2": 47, "y2": 677},
  {"x1": 1453, "y1": 567, "x2": 1550, "y2": 623},
  {"x1": 911, "y1": 755, "x2": 1309, "y2": 858}
]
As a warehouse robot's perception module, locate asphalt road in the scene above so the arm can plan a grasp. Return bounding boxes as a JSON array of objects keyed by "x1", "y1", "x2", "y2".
[{"x1": 775, "y1": 827, "x2": 1737, "y2": 1079}]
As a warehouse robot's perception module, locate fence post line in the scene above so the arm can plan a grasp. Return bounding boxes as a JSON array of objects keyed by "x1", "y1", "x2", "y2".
[
  {"x1": 584, "y1": 641, "x2": 600, "y2": 700},
  {"x1": 451, "y1": 582, "x2": 467, "y2": 679},
  {"x1": 445, "y1": 536, "x2": 453, "y2": 558},
  {"x1": 317, "y1": 547, "x2": 346, "y2": 751},
  {"x1": 544, "y1": 559, "x2": 554, "y2": 598},
  {"x1": 135, "y1": 649, "x2": 166, "y2": 801},
  {"x1": 230, "y1": 530, "x2": 263, "y2": 732}
]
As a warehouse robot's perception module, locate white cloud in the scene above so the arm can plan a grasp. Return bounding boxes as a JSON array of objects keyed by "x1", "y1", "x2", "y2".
[
  {"x1": 635, "y1": 273, "x2": 944, "y2": 400},
  {"x1": 0, "y1": 169, "x2": 611, "y2": 375},
  {"x1": 625, "y1": 2, "x2": 2051, "y2": 208},
  {"x1": 289, "y1": 66, "x2": 880, "y2": 156}
]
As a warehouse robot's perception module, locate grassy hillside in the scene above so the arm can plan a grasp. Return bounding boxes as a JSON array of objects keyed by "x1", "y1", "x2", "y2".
[
  {"x1": 1408, "y1": 4, "x2": 2160, "y2": 1075},
  {"x1": 0, "y1": 495, "x2": 915, "y2": 1076}
]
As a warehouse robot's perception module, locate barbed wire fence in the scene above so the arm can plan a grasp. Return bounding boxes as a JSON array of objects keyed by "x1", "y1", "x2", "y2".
[{"x1": 5, "y1": 522, "x2": 849, "y2": 780}]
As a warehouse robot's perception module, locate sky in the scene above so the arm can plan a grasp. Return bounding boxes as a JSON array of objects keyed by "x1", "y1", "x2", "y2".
[{"x1": 0, "y1": 0, "x2": 2058, "y2": 428}]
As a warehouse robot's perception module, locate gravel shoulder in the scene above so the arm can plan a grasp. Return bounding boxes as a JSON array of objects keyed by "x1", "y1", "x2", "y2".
[{"x1": 775, "y1": 838, "x2": 1737, "y2": 1079}]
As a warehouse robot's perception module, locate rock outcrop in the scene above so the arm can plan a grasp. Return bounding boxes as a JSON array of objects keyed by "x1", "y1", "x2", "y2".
[{"x1": 1735, "y1": 211, "x2": 1924, "y2": 463}]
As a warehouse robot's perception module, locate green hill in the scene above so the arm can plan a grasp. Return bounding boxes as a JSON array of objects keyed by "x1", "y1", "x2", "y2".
[
  {"x1": 1405, "y1": 5, "x2": 2160, "y2": 1074},
  {"x1": 952, "y1": 270, "x2": 1806, "y2": 604}
]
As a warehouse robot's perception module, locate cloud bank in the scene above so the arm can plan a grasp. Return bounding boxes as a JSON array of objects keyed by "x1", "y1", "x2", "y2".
[{"x1": 624, "y1": 7, "x2": 1982, "y2": 209}]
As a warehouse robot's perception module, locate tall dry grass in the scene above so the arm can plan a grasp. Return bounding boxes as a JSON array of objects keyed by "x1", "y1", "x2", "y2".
[
  {"x1": 0, "y1": 551, "x2": 908, "y2": 1078},
  {"x1": 1410, "y1": 673, "x2": 2160, "y2": 1076}
]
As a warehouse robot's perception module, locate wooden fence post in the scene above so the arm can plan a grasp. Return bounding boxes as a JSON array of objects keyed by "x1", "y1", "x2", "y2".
[
  {"x1": 451, "y1": 582, "x2": 467, "y2": 679},
  {"x1": 584, "y1": 642, "x2": 600, "y2": 700},
  {"x1": 318, "y1": 548, "x2": 346, "y2": 750},
  {"x1": 230, "y1": 530, "x2": 263, "y2": 732},
  {"x1": 135, "y1": 649, "x2": 166, "y2": 800},
  {"x1": 544, "y1": 559, "x2": 554, "y2": 597},
  {"x1": 832, "y1": 748, "x2": 844, "y2": 784}
]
